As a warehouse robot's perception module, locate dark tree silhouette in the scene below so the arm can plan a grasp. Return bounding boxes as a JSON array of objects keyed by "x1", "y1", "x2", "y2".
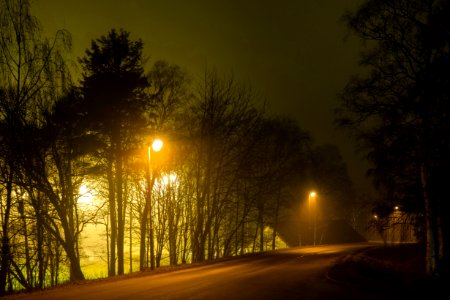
[
  {"x1": 185, "y1": 69, "x2": 263, "y2": 262},
  {"x1": 246, "y1": 116, "x2": 311, "y2": 251},
  {"x1": 21, "y1": 89, "x2": 90, "y2": 283},
  {"x1": 79, "y1": 28, "x2": 148, "y2": 276},
  {"x1": 0, "y1": 0, "x2": 77, "y2": 290},
  {"x1": 336, "y1": 0, "x2": 450, "y2": 277}
]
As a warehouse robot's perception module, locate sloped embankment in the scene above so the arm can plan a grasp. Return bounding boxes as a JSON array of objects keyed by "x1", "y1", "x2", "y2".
[{"x1": 327, "y1": 243, "x2": 447, "y2": 296}]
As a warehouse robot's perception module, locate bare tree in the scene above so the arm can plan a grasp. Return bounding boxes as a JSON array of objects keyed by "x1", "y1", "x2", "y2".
[
  {"x1": 336, "y1": 0, "x2": 450, "y2": 276},
  {"x1": 0, "y1": 0, "x2": 76, "y2": 292},
  {"x1": 184, "y1": 69, "x2": 263, "y2": 262},
  {"x1": 139, "y1": 60, "x2": 190, "y2": 270}
]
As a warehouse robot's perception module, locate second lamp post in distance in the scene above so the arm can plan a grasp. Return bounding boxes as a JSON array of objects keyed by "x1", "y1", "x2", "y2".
[{"x1": 308, "y1": 191, "x2": 317, "y2": 246}]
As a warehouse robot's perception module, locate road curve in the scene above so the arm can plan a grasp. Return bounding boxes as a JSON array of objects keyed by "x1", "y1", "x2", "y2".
[{"x1": 4, "y1": 243, "x2": 391, "y2": 300}]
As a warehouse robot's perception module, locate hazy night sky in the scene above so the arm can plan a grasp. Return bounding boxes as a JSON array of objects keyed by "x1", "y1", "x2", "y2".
[{"x1": 33, "y1": 0, "x2": 371, "y2": 192}]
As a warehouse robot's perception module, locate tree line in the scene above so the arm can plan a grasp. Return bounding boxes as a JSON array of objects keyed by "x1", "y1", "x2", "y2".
[
  {"x1": 0, "y1": 0, "x2": 358, "y2": 294},
  {"x1": 336, "y1": 0, "x2": 450, "y2": 278}
]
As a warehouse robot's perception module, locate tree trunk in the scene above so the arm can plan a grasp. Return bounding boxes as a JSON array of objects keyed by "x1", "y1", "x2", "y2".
[
  {"x1": 18, "y1": 199, "x2": 32, "y2": 285},
  {"x1": 192, "y1": 194, "x2": 205, "y2": 262},
  {"x1": 62, "y1": 238, "x2": 85, "y2": 282},
  {"x1": 420, "y1": 163, "x2": 437, "y2": 276},
  {"x1": 241, "y1": 217, "x2": 245, "y2": 255},
  {"x1": 272, "y1": 191, "x2": 281, "y2": 250},
  {"x1": 139, "y1": 196, "x2": 149, "y2": 270},
  {"x1": 107, "y1": 159, "x2": 116, "y2": 276},
  {"x1": 36, "y1": 198, "x2": 44, "y2": 289},
  {"x1": 116, "y1": 145, "x2": 124, "y2": 275},
  {"x1": 0, "y1": 169, "x2": 13, "y2": 295},
  {"x1": 259, "y1": 206, "x2": 264, "y2": 252},
  {"x1": 140, "y1": 156, "x2": 157, "y2": 270},
  {"x1": 129, "y1": 200, "x2": 133, "y2": 273},
  {"x1": 168, "y1": 185, "x2": 177, "y2": 266}
]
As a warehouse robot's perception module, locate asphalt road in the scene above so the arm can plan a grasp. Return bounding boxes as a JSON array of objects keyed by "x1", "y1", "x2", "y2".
[{"x1": 4, "y1": 243, "x2": 402, "y2": 300}]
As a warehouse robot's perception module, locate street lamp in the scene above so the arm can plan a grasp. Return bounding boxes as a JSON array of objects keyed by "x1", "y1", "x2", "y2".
[
  {"x1": 309, "y1": 191, "x2": 317, "y2": 246},
  {"x1": 151, "y1": 139, "x2": 163, "y2": 152},
  {"x1": 148, "y1": 139, "x2": 163, "y2": 270},
  {"x1": 140, "y1": 138, "x2": 163, "y2": 271}
]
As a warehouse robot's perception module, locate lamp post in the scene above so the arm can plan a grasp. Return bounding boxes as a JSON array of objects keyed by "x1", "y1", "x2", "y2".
[
  {"x1": 140, "y1": 138, "x2": 163, "y2": 271},
  {"x1": 308, "y1": 191, "x2": 317, "y2": 246},
  {"x1": 148, "y1": 139, "x2": 162, "y2": 270}
]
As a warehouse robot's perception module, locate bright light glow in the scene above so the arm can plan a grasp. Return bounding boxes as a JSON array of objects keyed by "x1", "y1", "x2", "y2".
[
  {"x1": 374, "y1": 214, "x2": 378, "y2": 219},
  {"x1": 156, "y1": 173, "x2": 178, "y2": 189},
  {"x1": 162, "y1": 173, "x2": 177, "y2": 185},
  {"x1": 309, "y1": 191, "x2": 316, "y2": 198},
  {"x1": 78, "y1": 184, "x2": 93, "y2": 205},
  {"x1": 152, "y1": 139, "x2": 163, "y2": 152},
  {"x1": 394, "y1": 206, "x2": 399, "y2": 210}
]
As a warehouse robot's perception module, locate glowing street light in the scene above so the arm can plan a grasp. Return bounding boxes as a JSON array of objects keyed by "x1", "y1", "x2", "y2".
[
  {"x1": 148, "y1": 139, "x2": 162, "y2": 270},
  {"x1": 151, "y1": 139, "x2": 163, "y2": 152},
  {"x1": 140, "y1": 138, "x2": 163, "y2": 271},
  {"x1": 308, "y1": 191, "x2": 317, "y2": 246}
]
